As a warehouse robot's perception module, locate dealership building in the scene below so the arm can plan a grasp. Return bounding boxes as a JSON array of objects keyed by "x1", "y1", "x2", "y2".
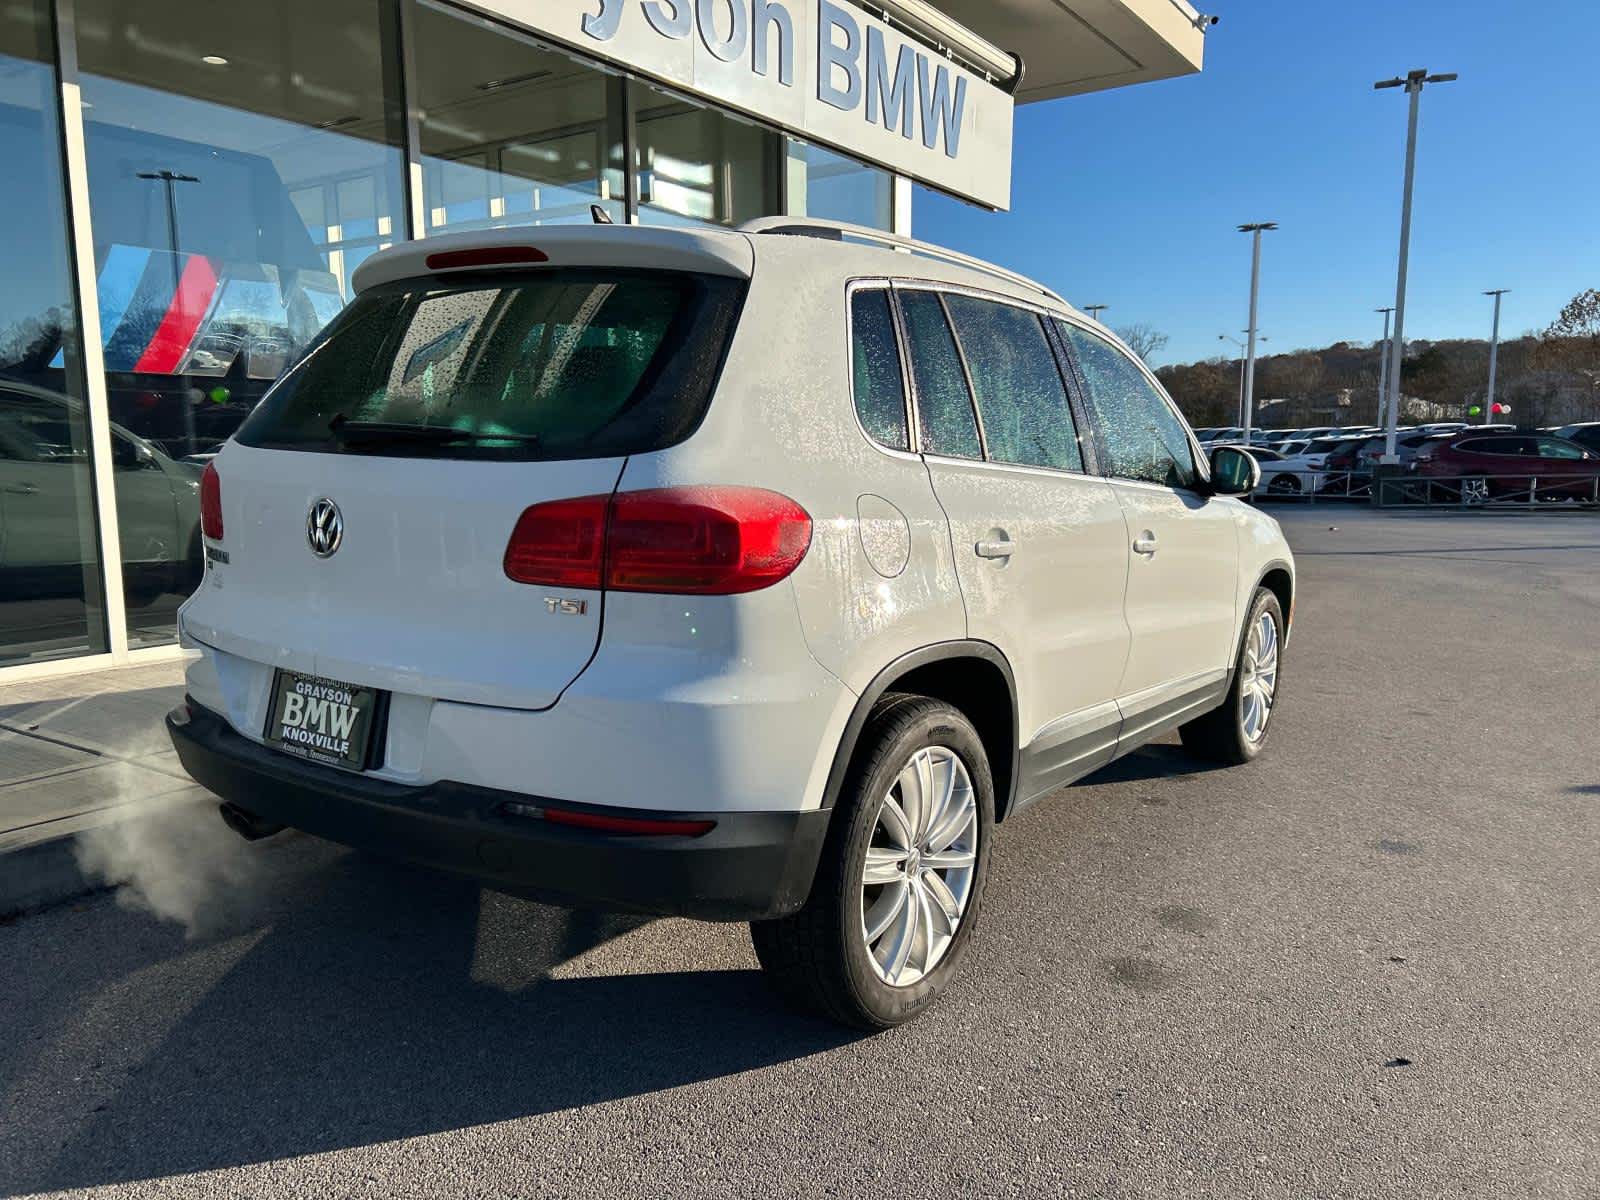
[{"x1": 0, "y1": 0, "x2": 1205, "y2": 678}]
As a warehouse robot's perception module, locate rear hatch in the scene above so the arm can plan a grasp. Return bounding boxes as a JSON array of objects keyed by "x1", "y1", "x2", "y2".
[{"x1": 183, "y1": 248, "x2": 747, "y2": 710}]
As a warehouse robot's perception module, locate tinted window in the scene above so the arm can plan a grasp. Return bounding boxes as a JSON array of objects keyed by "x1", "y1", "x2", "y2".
[
  {"x1": 1460, "y1": 437, "x2": 1520, "y2": 455},
  {"x1": 899, "y1": 290, "x2": 981, "y2": 460},
  {"x1": 942, "y1": 295, "x2": 1083, "y2": 472},
  {"x1": 1060, "y1": 323, "x2": 1196, "y2": 488},
  {"x1": 849, "y1": 289, "x2": 909, "y2": 450},
  {"x1": 1537, "y1": 437, "x2": 1587, "y2": 460},
  {"x1": 237, "y1": 269, "x2": 744, "y2": 460}
]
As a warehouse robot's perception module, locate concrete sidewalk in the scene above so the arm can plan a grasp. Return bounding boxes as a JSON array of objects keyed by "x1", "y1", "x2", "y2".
[{"x1": 1, "y1": 659, "x2": 204, "y2": 915}]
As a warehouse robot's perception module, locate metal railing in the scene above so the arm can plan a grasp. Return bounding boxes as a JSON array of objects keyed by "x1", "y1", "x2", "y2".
[
  {"x1": 1374, "y1": 474, "x2": 1600, "y2": 509},
  {"x1": 1253, "y1": 470, "x2": 1600, "y2": 509},
  {"x1": 1254, "y1": 469, "x2": 1370, "y2": 502}
]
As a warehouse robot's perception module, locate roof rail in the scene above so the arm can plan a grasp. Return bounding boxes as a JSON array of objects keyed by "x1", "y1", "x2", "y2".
[{"x1": 739, "y1": 216, "x2": 1069, "y2": 309}]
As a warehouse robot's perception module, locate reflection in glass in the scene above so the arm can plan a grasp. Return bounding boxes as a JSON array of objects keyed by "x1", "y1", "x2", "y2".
[
  {"x1": 634, "y1": 84, "x2": 780, "y2": 228},
  {"x1": 75, "y1": 0, "x2": 407, "y2": 646},
  {"x1": 1062, "y1": 322, "x2": 1198, "y2": 489},
  {"x1": 0, "y1": 1, "x2": 108, "y2": 665},
  {"x1": 415, "y1": 1, "x2": 625, "y2": 232},
  {"x1": 786, "y1": 140, "x2": 892, "y2": 230}
]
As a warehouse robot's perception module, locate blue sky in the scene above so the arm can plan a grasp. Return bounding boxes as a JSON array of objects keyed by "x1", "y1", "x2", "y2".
[{"x1": 914, "y1": 0, "x2": 1599, "y2": 368}]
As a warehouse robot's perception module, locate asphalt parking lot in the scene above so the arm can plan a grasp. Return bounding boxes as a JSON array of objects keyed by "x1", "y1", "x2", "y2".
[{"x1": 3, "y1": 505, "x2": 1598, "y2": 1199}]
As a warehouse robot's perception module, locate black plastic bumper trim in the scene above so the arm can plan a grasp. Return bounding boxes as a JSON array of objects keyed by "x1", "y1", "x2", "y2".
[{"x1": 167, "y1": 700, "x2": 831, "y2": 921}]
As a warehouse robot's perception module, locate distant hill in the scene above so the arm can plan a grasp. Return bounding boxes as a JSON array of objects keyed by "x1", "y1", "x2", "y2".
[{"x1": 1158, "y1": 335, "x2": 1597, "y2": 429}]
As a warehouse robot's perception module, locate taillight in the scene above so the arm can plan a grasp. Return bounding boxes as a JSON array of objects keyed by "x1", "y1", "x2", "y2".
[
  {"x1": 504, "y1": 486, "x2": 812, "y2": 595},
  {"x1": 503, "y1": 496, "x2": 607, "y2": 588},
  {"x1": 200, "y1": 462, "x2": 223, "y2": 540},
  {"x1": 425, "y1": 245, "x2": 548, "y2": 270}
]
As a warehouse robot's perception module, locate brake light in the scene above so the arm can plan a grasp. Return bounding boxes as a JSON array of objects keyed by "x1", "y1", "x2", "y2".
[
  {"x1": 504, "y1": 486, "x2": 812, "y2": 595},
  {"x1": 200, "y1": 462, "x2": 223, "y2": 540},
  {"x1": 425, "y1": 245, "x2": 548, "y2": 271},
  {"x1": 503, "y1": 496, "x2": 607, "y2": 588}
]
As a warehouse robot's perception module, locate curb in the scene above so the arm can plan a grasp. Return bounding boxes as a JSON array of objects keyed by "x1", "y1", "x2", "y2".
[
  {"x1": 0, "y1": 830, "x2": 106, "y2": 919},
  {"x1": 0, "y1": 793, "x2": 205, "y2": 920}
]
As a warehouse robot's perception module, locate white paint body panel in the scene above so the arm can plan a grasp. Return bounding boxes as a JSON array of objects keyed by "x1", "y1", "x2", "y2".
[{"x1": 180, "y1": 223, "x2": 1294, "y2": 825}]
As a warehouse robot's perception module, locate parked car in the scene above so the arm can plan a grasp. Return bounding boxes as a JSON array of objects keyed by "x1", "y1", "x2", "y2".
[
  {"x1": 0, "y1": 381, "x2": 202, "y2": 604},
  {"x1": 1413, "y1": 432, "x2": 1600, "y2": 501},
  {"x1": 1323, "y1": 431, "x2": 1445, "y2": 474},
  {"x1": 1255, "y1": 436, "x2": 1367, "y2": 495},
  {"x1": 166, "y1": 221, "x2": 1297, "y2": 1029},
  {"x1": 1201, "y1": 426, "x2": 1245, "y2": 445}
]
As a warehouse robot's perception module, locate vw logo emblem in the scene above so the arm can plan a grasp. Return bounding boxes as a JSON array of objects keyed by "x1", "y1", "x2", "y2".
[{"x1": 306, "y1": 498, "x2": 343, "y2": 558}]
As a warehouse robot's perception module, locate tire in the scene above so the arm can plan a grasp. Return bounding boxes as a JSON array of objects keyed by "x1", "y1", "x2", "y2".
[
  {"x1": 1179, "y1": 588, "x2": 1284, "y2": 765},
  {"x1": 750, "y1": 694, "x2": 995, "y2": 1030},
  {"x1": 1461, "y1": 476, "x2": 1490, "y2": 505},
  {"x1": 1266, "y1": 474, "x2": 1301, "y2": 496}
]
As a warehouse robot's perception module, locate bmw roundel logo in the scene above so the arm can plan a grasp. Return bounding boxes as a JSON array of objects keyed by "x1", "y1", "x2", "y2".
[{"x1": 306, "y1": 497, "x2": 343, "y2": 558}]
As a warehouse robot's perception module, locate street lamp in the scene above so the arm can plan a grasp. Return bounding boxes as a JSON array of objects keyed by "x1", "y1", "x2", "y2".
[
  {"x1": 1219, "y1": 333, "x2": 1268, "y2": 427},
  {"x1": 1374, "y1": 68, "x2": 1457, "y2": 461},
  {"x1": 1237, "y1": 223, "x2": 1276, "y2": 445},
  {"x1": 137, "y1": 168, "x2": 201, "y2": 455},
  {"x1": 1483, "y1": 289, "x2": 1509, "y2": 424},
  {"x1": 1083, "y1": 304, "x2": 1109, "y2": 323},
  {"x1": 1374, "y1": 307, "x2": 1395, "y2": 426}
]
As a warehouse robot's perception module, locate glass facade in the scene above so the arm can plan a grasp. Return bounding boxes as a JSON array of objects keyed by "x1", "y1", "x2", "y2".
[
  {"x1": 0, "y1": 0, "x2": 897, "y2": 675},
  {"x1": 0, "y1": 1, "x2": 108, "y2": 666}
]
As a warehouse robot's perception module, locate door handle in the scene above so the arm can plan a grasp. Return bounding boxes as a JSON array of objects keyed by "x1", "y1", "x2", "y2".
[
  {"x1": 974, "y1": 537, "x2": 1014, "y2": 560},
  {"x1": 1132, "y1": 531, "x2": 1158, "y2": 556},
  {"x1": 4, "y1": 483, "x2": 38, "y2": 496}
]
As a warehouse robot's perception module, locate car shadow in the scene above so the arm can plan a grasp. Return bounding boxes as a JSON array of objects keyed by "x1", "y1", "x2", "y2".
[
  {"x1": 0, "y1": 843, "x2": 860, "y2": 1195},
  {"x1": 1077, "y1": 741, "x2": 1228, "y2": 785}
]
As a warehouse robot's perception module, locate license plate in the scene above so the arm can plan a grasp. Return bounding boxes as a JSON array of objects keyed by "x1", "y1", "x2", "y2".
[{"x1": 264, "y1": 670, "x2": 382, "y2": 771}]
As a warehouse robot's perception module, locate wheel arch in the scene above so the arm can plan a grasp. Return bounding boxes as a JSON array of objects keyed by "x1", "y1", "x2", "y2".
[
  {"x1": 1256, "y1": 559, "x2": 1295, "y2": 638},
  {"x1": 824, "y1": 642, "x2": 1021, "y2": 825}
]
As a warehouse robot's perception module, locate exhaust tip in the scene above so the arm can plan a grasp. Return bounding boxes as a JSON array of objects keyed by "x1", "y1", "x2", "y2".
[{"x1": 218, "y1": 802, "x2": 285, "y2": 842}]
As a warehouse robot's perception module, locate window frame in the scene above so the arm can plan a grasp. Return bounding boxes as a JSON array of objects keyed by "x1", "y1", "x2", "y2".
[
  {"x1": 1052, "y1": 316, "x2": 1212, "y2": 494},
  {"x1": 886, "y1": 278, "x2": 1100, "y2": 479},
  {"x1": 843, "y1": 278, "x2": 918, "y2": 460}
]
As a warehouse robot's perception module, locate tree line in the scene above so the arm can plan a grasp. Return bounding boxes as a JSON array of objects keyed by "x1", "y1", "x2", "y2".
[{"x1": 1153, "y1": 288, "x2": 1600, "y2": 429}]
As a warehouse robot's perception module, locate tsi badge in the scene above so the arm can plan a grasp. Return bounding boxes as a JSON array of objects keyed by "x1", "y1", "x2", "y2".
[
  {"x1": 545, "y1": 597, "x2": 587, "y2": 616},
  {"x1": 306, "y1": 497, "x2": 343, "y2": 558}
]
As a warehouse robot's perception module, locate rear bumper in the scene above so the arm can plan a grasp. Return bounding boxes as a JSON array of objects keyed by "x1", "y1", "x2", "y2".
[{"x1": 167, "y1": 700, "x2": 830, "y2": 921}]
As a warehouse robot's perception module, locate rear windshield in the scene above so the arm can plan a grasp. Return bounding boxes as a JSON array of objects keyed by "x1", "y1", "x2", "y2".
[{"x1": 235, "y1": 268, "x2": 745, "y2": 460}]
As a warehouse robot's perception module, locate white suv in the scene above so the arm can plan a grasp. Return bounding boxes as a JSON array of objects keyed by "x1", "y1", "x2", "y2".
[{"x1": 168, "y1": 219, "x2": 1294, "y2": 1028}]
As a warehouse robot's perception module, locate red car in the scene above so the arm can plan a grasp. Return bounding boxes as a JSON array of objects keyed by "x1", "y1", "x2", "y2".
[{"x1": 1413, "y1": 432, "x2": 1600, "y2": 501}]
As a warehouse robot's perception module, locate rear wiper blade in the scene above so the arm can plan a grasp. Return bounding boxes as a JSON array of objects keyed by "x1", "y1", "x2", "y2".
[{"x1": 327, "y1": 417, "x2": 540, "y2": 449}]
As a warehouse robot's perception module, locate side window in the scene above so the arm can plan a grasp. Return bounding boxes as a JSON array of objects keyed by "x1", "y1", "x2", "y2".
[
  {"x1": 1060, "y1": 323, "x2": 1197, "y2": 489},
  {"x1": 1538, "y1": 438, "x2": 1586, "y2": 460},
  {"x1": 849, "y1": 289, "x2": 910, "y2": 450},
  {"x1": 898, "y1": 289, "x2": 982, "y2": 460},
  {"x1": 942, "y1": 295, "x2": 1084, "y2": 472}
]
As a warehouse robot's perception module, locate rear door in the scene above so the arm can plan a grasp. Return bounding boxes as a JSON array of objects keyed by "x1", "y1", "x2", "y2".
[
  {"x1": 182, "y1": 265, "x2": 745, "y2": 711},
  {"x1": 1057, "y1": 321, "x2": 1240, "y2": 731},
  {"x1": 899, "y1": 285, "x2": 1130, "y2": 786}
]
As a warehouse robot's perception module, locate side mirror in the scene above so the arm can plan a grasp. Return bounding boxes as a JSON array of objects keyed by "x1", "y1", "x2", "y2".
[{"x1": 1209, "y1": 445, "x2": 1260, "y2": 497}]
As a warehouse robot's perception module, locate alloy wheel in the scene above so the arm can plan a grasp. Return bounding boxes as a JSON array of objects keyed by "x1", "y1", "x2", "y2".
[
  {"x1": 1239, "y1": 611, "x2": 1280, "y2": 743},
  {"x1": 860, "y1": 746, "x2": 978, "y2": 987}
]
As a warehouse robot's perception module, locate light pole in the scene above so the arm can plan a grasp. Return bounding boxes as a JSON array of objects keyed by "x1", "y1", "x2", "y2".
[
  {"x1": 1374, "y1": 68, "x2": 1457, "y2": 462},
  {"x1": 1083, "y1": 304, "x2": 1109, "y2": 323},
  {"x1": 1219, "y1": 333, "x2": 1267, "y2": 428},
  {"x1": 1483, "y1": 288, "x2": 1509, "y2": 424},
  {"x1": 138, "y1": 168, "x2": 201, "y2": 454},
  {"x1": 1238, "y1": 223, "x2": 1276, "y2": 445},
  {"x1": 1375, "y1": 307, "x2": 1395, "y2": 426}
]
